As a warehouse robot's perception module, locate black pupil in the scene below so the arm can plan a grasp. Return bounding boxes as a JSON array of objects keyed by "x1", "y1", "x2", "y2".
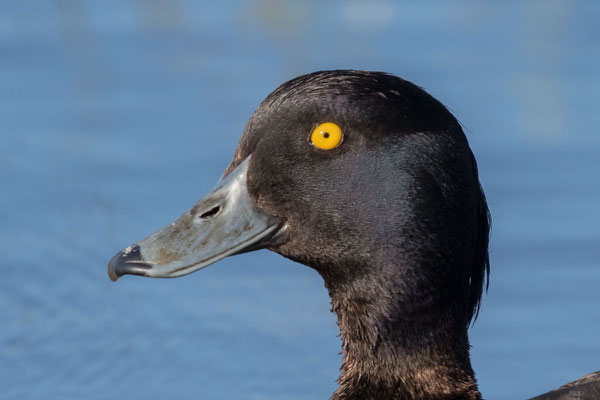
[{"x1": 323, "y1": 132, "x2": 330, "y2": 138}]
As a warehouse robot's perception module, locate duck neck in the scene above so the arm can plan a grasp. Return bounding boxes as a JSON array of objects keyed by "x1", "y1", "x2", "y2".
[{"x1": 325, "y1": 272, "x2": 481, "y2": 400}]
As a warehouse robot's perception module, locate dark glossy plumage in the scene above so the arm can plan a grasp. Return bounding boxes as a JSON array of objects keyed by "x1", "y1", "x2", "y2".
[
  {"x1": 227, "y1": 70, "x2": 489, "y2": 399},
  {"x1": 229, "y1": 70, "x2": 599, "y2": 399},
  {"x1": 110, "y1": 70, "x2": 599, "y2": 399}
]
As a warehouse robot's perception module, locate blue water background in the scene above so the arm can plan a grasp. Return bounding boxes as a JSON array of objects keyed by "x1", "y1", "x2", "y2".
[{"x1": 1, "y1": 2, "x2": 599, "y2": 399}]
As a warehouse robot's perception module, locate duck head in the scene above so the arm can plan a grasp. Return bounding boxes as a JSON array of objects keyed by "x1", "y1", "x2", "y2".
[{"x1": 108, "y1": 70, "x2": 490, "y2": 399}]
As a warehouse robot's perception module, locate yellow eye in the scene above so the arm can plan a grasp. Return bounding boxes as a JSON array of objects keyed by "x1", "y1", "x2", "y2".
[{"x1": 310, "y1": 122, "x2": 343, "y2": 150}]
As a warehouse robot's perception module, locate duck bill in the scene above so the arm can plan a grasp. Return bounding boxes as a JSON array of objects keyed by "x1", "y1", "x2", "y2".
[{"x1": 108, "y1": 157, "x2": 280, "y2": 281}]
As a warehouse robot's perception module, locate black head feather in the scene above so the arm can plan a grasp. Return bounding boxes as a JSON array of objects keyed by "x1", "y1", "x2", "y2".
[
  {"x1": 229, "y1": 70, "x2": 490, "y2": 327},
  {"x1": 226, "y1": 70, "x2": 490, "y2": 398}
]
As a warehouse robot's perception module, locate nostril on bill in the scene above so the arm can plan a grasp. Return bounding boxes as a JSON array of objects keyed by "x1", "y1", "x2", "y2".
[{"x1": 199, "y1": 205, "x2": 221, "y2": 219}]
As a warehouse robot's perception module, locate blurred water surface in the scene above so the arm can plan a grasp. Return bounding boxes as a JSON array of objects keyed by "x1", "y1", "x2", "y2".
[{"x1": 1, "y1": 1, "x2": 599, "y2": 399}]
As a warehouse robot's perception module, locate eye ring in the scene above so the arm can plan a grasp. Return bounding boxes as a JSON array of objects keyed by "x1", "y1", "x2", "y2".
[{"x1": 309, "y1": 122, "x2": 343, "y2": 150}]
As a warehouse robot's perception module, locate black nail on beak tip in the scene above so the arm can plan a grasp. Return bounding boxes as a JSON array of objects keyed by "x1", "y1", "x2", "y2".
[{"x1": 108, "y1": 245, "x2": 151, "y2": 281}]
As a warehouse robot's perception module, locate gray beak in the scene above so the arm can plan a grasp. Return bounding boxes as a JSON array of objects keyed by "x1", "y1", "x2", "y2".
[{"x1": 108, "y1": 157, "x2": 280, "y2": 281}]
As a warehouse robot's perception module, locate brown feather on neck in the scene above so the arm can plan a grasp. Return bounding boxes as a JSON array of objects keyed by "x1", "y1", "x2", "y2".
[{"x1": 327, "y1": 279, "x2": 481, "y2": 400}]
